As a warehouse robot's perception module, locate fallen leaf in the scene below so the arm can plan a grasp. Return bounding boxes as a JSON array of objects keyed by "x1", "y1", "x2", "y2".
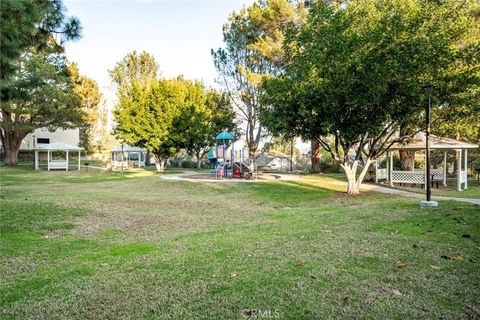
[
  {"x1": 341, "y1": 296, "x2": 349, "y2": 305},
  {"x1": 380, "y1": 286, "x2": 391, "y2": 292},
  {"x1": 430, "y1": 265, "x2": 441, "y2": 270},
  {"x1": 452, "y1": 255, "x2": 463, "y2": 261},
  {"x1": 391, "y1": 289, "x2": 402, "y2": 296},
  {"x1": 229, "y1": 272, "x2": 237, "y2": 278},
  {"x1": 396, "y1": 263, "x2": 408, "y2": 269},
  {"x1": 297, "y1": 261, "x2": 307, "y2": 267},
  {"x1": 255, "y1": 242, "x2": 260, "y2": 248}
]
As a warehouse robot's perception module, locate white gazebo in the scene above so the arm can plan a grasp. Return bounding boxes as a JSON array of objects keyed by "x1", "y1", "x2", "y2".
[
  {"x1": 375, "y1": 133, "x2": 478, "y2": 191},
  {"x1": 111, "y1": 145, "x2": 147, "y2": 169},
  {"x1": 34, "y1": 142, "x2": 83, "y2": 171}
]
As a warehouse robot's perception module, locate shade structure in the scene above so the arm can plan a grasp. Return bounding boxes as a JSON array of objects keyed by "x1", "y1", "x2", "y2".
[
  {"x1": 34, "y1": 142, "x2": 84, "y2": 171},
  {"x1": 111, "y1": 145, "x2": 147, "y2": 170},
  {"x1": 377, "y1": 133, "x2": 478, "y2": 191},
  {"x1": 390, "y1": 133, "x2": 478, "y2": 150},
  {"x1": 215, "y1": 131, "x2": 234, "y2": 141}
]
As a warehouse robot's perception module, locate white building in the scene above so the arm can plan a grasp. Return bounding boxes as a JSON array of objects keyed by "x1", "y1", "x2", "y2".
[{"x1": 19, "y1": 128, "x2": 80, "y2": 150}]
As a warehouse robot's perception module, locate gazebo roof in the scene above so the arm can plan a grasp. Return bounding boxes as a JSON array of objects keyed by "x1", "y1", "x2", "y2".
[
  {"x1": 111, "y1": 145, "x2": 146, "y2": 152},
  {"x1": 390, "y1": 132, "x2": 479, "y2": 151},
  {"x1": 34, "y1": 142, "x2": 83, "y2": 151}
]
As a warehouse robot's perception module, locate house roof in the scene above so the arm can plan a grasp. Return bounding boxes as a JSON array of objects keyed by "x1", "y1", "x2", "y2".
[
  {"x1": 390, "y1": 132, "x2": 479, "y2": 150},
  {"x1": 111, "y1": 145, "x2": 146, "y2": 152},
  {"x1": 34, "y1": 142, "x2": 83, "y2": 151}
]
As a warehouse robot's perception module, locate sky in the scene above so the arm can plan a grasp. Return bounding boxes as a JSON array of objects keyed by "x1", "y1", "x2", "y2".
[
  {"x1": 63, "y1": 0, "x2": 309, "y2": 152},
  {"x1": 63, "y1": 0, "x2": 253, "y2": 104}
]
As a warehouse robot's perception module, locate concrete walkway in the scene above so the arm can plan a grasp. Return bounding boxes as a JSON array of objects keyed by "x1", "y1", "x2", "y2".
[{"x1": 161, "y1": 171, "x2": 480, "y2": 205}]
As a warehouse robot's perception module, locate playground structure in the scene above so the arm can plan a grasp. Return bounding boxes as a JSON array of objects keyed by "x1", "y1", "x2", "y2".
[{"x1": 208, "y1": 131, "x2": 255, "y2": 179}]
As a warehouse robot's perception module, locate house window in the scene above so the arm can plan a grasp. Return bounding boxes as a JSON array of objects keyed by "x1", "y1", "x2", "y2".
[{"x1": 37, "y1": 138, "x2": 50, "y2": 144}]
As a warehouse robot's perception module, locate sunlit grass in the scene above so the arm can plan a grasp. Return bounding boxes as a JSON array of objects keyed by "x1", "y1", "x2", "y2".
[{"x1": 1, "y1": 167, "x2": 478, "y2": 319}]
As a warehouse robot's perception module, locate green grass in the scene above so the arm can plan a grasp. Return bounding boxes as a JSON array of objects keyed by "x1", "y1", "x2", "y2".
[
  {"x1": 1, "y1": 167, "x2": 479, "y2": 319},
  {"x1": 394, "y1": 179, "x2": 480, "y2": 199}
]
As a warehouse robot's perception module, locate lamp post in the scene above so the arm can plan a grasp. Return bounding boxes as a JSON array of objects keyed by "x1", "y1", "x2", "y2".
[{"x1": 420, "y1": 83, "x2": 438, "y2": 207}]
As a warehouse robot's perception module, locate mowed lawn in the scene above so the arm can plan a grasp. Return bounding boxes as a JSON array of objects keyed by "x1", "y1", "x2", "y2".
[{"x1": 1, "y1": 168, "x2": 479, "y2": 319}]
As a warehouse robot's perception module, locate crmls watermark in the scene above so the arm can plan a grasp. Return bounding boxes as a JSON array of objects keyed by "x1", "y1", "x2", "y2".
[{"x1": 241, "y1": 308, "x2": 280, "y2": 319}]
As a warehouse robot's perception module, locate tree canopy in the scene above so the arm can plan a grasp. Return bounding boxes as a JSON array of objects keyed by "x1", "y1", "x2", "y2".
[
  {"x1": 0, "y1": 50, "x2": 83, "y2": 164},
  {"x1": 0, "y1": 0, "x2": 81, "y2": 82},
  {"x1": 109, "y1": 50, "x2": 159, "y2": 89},
  {"x1": 260, "y1": 0, "x2": 480, "y2": 194},
  {"x1": 179, "y1": 90, "x2": 236, "y2": 169},
  {"x1": 0, "y1": 0, "x2": 82, "y2": 165},
  {"x1": 212, "y1": 0, "x2": 306, "y2": 165},
  {"x1": 68, "y1": 63, "x2": 102, "y2": 153}
]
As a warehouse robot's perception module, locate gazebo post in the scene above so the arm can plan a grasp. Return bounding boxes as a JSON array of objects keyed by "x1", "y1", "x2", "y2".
[
  {"x1": 375, "y1": 160, "x2": 378, "y2": 184},
  {"x1": 464, "y1": 149, "x2": 468, "y2": 189},
  {"x1": 78, "y1": 150, "x2": 81, "y2": 171},
  {"x1": 457, "y1": 150, "x2": 462, "y2": 191},
  {"x1": 35, "y1": 150, "x2": 39, "y2": 170},
  {"x1": 66, "y1": 150, "x2": 69, "y2": 171},
  {"x1": 47, "y1": 150, "x2": 50, "y2": 171},
  {"x1": 412, "y1": 151, "x2": 415, "y2": 171},
  {"x1": 389, "y1": 151, "x2": 393, "y2": 187},
  {"x1": 443, "y1": 152, "x2": 447, "y2": 187}
]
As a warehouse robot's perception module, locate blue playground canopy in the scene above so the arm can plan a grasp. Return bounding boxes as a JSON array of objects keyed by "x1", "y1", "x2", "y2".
[{"x1": 215, "y1": 131, "x2": 234, "y2": 140}]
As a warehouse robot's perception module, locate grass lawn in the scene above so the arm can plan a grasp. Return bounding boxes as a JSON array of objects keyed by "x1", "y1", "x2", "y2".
[
  {"x1": 393, "y1": 179, "x2": 480, "y2": 199},
  {"x1": 1, "y1": 167, "x2": 479, "y2": 319}
]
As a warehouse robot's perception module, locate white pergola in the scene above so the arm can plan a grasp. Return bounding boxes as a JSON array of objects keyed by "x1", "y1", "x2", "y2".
[
  {"x1": 34, "y1": 142, "x2": 83, "y2": 171},
  {"x1": 111, "y1": 145, "x2": 146, "y2": 169},
  {"x1": 376, "y1": 133, "x2": 478, "y2": 191}
]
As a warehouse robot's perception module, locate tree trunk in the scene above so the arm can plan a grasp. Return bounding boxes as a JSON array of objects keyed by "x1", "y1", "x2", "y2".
[
  {"x1": 311, "y1": 139, "x2": 321, "y2": 173},
  {"x1": 340, "y1": 159, "x2": 373, "y2": 195},
  {"x1": 399, "y1": 126, "x2": 414, "y2": 170},
  {"x1": 1, "y1": 130, "x2": 27, "y2": 166},
  {"x1": 399, "y1": 150, "x2": 414, "y2": 170},
  {"x1": 248, "y1": 147, "x2": 256, "y2": 167},
  {"x1": 4, "y1": 146, "x2": 19, "y2": 165},
  {"x1": 153, "y1": 154, "x2": 166, "y2": 172},
  {"x1": 196, "y1": 152, "x2": 202, "y2": 169}
]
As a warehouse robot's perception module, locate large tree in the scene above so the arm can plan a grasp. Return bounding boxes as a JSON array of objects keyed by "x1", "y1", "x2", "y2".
[
  {"x1": 261, "y1": 0, "x2": 479, "y2": 194},
  {"x1": 114, "y1": 77, "x2": 222, "y2": 172},
  {"x1": 398, "y1": 1, "x2": 480, "y2": 169},
  {"x1": 180, "y1": 90, "x2": 236, "y2": 169},
  {"x1": 109, "y1": 51, "x2": 159, "y2": 89},
  {"x1": 212, "y1": 0, "x2": 306, "y2": 166},
  {"x1": 1, "y1": 51, "x2": 83, "y2": 164},
  {"x1": 68, "y1": 63, "x2": 101, "y2": 153},
  {"x1": 0, "y1": 0, "x2": 81, "y2": 81},
  {"x1": 0, "y1": 0, "x2": 82, "y2": 165}
]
